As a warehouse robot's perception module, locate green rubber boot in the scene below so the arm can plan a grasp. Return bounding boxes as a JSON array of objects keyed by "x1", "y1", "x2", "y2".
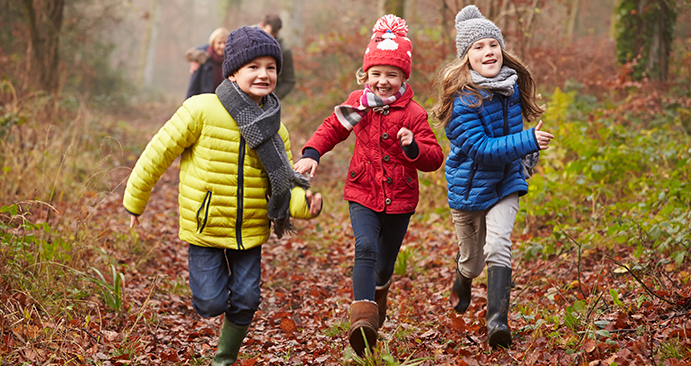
[{"x1": 211, "y1": 318, "x2": 249, "y2": 366}]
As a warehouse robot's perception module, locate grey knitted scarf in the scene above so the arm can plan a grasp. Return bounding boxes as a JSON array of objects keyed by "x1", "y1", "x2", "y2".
[
  {"x1": 470, "y1": 66, "x2": 517, "y2": 97},
  {"x1": 216, "y1": 79, "x2": 310, "y2": 238}
]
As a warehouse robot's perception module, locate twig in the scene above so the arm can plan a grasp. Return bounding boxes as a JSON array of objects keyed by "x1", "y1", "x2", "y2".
[
  {"x1": 123, "y1": 275, "x2": 160, "y2": 342},
  {"x1": 560, "y1": 230, "x2": 588, "y2": 300},
  {"x1": 606, "y1": 256, "x2": 679, "y2": 307}
]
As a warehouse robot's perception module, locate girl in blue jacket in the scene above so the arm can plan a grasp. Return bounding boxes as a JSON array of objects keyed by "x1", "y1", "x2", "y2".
[{"x1": 432, "y1": 5, "x2": 554, "y2": 348}]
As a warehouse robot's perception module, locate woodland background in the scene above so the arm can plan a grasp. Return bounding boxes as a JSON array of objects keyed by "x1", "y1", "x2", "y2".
[{"x1": 1, "y1": 0, "x2": 691, "y2": 365}]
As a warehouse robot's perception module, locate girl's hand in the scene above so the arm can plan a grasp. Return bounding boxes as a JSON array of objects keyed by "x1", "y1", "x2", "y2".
[
  {"x1": 294, "y1": 158, "x2": 319, "y2": 178},
  {"x1": 535, "y1": 120, "x2": 555, "y2": 150},
  {"x1": 130, "y1": 215, "x2": 140, "y2": 228},
  {"x1": 397, "y1": 127, "x2": 414, "y2": 146},
  {"x1": 305, "y1": 190, "x2": 323, "y2": 218}
]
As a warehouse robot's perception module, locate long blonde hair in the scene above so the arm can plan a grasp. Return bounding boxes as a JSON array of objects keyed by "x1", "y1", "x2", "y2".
[{"x1": 431, "y1": 50, "x2": 544, "y2": 128}]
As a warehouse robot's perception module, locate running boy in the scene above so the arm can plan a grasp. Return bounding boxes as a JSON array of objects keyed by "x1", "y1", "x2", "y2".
[{"x1": 123, "y1": 26, "x2": 322, "y2": 365}]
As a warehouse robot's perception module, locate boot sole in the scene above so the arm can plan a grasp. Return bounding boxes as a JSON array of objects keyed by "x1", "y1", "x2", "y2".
[
  {"x1": 349, "y1": 322, "x2": 377, "y2": 357},
  {"x1": 488, "y1": 329, "x2": 512, "y2": 348}
]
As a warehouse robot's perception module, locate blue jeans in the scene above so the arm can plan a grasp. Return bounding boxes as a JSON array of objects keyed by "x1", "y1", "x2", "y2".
[
  {"x1": 187, "y1": 244, "x2": 262, "y2": 326},
  {"x1": 349, "y1": 202, "x2": 412, "y2": 301}
]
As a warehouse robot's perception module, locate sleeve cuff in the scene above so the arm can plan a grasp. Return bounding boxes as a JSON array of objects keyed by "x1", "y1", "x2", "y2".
[
  {"x1": 301, "y1": 147, "x2": 321, "y2": 164},
  {"x1": 401, "y1": 138, "x2": 419, "y2": 160}
]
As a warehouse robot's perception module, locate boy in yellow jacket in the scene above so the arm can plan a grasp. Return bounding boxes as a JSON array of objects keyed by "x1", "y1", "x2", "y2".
[{"x1": 123, "y1": 26, "x2": 322, "y2": 366}]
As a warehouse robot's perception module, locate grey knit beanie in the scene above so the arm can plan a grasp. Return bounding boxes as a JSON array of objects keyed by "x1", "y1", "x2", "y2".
[
  {"x1": 222, "y1": 26, "x2": 283, "y2": 78},
  {"x1": 455, "y1": 5, "x2": 504, "y2": 60}
]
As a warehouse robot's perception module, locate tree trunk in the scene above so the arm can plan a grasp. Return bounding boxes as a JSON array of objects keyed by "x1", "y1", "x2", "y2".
[
  {"x1": 280, "y1": 0, "x2": 304, "y2": 48},
  {"x1": 20, "y1": 0, "x2": 65, "y2": 94},
  {"x1": 136, "y1": 0, "x2": 161, "y2": 89},
  {"x1": 614, "y1": 0, "x2": 677, "y2": 80},
  {"x1": 565, "y1": 0, "x2": 580, "y2": 40},
  {"x1": 379, "y1": 0, "x2": 405, "y2": 17}
]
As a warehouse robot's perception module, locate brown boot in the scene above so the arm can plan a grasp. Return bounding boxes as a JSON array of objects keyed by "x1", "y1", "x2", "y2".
[
  {"x1": 374, "y1": 280, "x2": 391, "y2": 329},
  {"x1": 348, "y1": 300, "x2": 379, "y2": 357}
]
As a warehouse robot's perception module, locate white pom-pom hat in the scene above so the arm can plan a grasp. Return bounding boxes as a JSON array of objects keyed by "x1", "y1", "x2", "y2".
[{"x1": 363, "y1": 14, "x2": 413, "y2": 78}]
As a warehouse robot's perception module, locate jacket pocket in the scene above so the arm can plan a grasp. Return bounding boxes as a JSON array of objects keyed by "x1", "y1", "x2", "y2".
[
  {"x1": 402, "y1": 165, "x2": 417, "y2": 190},
  {"x1": 347, "y1": 161, "x2": 370, "y2": 186},
  {"x1": 196, "y1": 191, "x2": 212, "y2": 233}
]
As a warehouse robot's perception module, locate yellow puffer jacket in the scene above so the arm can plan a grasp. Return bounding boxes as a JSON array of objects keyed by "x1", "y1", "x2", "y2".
[{"x1": 123, "y1": 93, "x2": 311, "y2": 250}]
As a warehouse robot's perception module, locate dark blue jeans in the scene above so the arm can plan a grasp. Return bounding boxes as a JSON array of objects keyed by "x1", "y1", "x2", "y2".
[
  {"x1": 187, "y1": 244, "x2": 262, "y2": 326},
  {"x1": 349, "y1": 202, "x2": 412, "y2": 301}
]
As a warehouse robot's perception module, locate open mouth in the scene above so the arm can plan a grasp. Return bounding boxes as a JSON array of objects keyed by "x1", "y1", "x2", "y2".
[{"x1": 483, "y1": 60, "x2": 497, "y2": 65}]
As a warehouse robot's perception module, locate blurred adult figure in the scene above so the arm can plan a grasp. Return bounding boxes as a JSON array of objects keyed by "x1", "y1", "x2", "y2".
[
  {"x1": 187, "y1": 15, "x2": 295, "y2": 100},
  {"x1": 185, "y1": 27, "x2": 229, "y2": 99},
  {"x1": 258, "y1": 14, "x2": 295, "y2": 100}
]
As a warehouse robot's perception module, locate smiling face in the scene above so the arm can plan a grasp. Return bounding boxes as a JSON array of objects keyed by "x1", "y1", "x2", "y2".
[
  {"x1": 228, "y1": 56, "x2": 278, "y2": 103},
  {"x1": 467, "y1": 38, "x2": 503, "y2": 78},
  {"x1": 366, "y1": 65, "x2": 406, "y2": 98},
  {"x1": 212, "y1": 36, "x2": 225, "y2": 56}
]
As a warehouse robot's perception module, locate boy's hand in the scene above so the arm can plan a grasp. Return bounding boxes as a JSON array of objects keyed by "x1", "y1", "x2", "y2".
[
  {"x1": 305, "y1": 190, "x2": 323, "y2": 218},
  {"x1": 397, "y1": 127, "x2": 414, "y2": 146},
  {"x1": 190, "y1": 61, "x2": 200, "y2": 74},
  {"x1": 130, "y1": 215, "x2": 140, "y2": 228},
  {"x1": 294, "y1": 158, "x2": 319, "y2": 178},
  {"x1": 535, "y1": 120, "x2": 555, "y2": 150}
]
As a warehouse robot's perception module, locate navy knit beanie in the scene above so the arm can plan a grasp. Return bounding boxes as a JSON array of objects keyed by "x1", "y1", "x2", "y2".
[{"x1": 222, "y1": 26, "x2": 283, "y2": 78}]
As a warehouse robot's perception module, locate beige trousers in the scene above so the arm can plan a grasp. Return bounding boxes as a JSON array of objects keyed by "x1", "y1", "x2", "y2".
[{"x1": 450, "y1": 193, "x2": 519, "y2": 278}]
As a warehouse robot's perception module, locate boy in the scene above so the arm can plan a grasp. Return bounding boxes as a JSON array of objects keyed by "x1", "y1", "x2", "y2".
[{"x1": 123, "y1": 26, "x2": 322, "y2": 365}]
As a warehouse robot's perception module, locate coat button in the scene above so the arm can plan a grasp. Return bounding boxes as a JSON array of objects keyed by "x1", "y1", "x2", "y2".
[
  {"x1": 383, "y1": 155, "x2": 390, "y2": 162},
  {"x1": 385, "y1": 198, "x2": 391, "y2": 205},
  {"x1": 407, "y1": 176, "x2": 412, "y2": 183},
  {"x1": 350, "y1": 171, "x2": 356, "y2": 178},
  {"x1": 382, "y1": 133, "x2": 389, "y2": 139},
  {"x1": 386, "y1": 177, "x2": 392, "y2": 184}
]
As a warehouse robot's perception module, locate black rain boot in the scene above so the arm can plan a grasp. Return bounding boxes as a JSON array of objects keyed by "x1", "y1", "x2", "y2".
[
  {"x1": 487, "y1": 266, "x2": 512, "y2": 348},
  {"x1": 450, "y1": 269, "x2": 473, "y2": 313}
]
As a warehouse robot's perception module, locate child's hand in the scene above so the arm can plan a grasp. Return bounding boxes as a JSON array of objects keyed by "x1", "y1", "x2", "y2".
[
  {"x1": 294, "y1": 158, "x2": 319, "y2": 178},
  {"x1": 535, "y1": 120, "x2": 555, "y2": 150},
  {"x1": 130, "y1": 215, "x2": 140, "y2": 228},
  {"x1": 190, "y1": 61, "x2": 200, "y2": 74},
  {"x1": 305, "y1": 190, "x2": 323, "y2": 218},
  {"x1": 397, "y1": 127, "x2": 414, "y2": 146}
]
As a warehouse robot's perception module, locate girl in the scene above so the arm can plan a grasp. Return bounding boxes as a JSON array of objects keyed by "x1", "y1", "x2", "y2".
[
  {"x1": 294, "y1": 15, "x2": 444, "y2": 356},
  {"x1": 431, "y1": 5, "x2": 554, "y2": 348}
]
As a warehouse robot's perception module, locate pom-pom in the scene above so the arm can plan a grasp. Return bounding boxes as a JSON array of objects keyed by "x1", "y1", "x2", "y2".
[
  {"x1": 373, "y1": 14, "x2": 408, "y2": 37},
  {"x1": 455, "y1": 5, "x2": 484, "y2": 23}
]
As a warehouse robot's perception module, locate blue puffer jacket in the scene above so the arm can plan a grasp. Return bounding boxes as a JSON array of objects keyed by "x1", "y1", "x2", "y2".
[{"x1": 445, "y1": 84, "x2": 539, "y2": 211}]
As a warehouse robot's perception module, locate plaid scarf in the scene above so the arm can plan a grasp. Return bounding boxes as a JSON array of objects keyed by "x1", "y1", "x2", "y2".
[
  {"x1": 216, "y1": 79, "x2": 310, "y2": 239},
  {"x1": 334, "y1": 83, "x2": 407, "y2": 131}
]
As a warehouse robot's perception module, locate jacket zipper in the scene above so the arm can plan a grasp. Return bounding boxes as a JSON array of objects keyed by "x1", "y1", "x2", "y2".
[
  {"x1": 236, "y1": 136, "x2": 246, "y2": 250},
  {"x1": 465, "y1": 163, "x2": 477, "y2": 201},
  {"x1": 499, "y1": 96, "x2": 510, "y2": 197},
  {"x1": 196, "y1": 191, "x2": 212, "y2": 233}
]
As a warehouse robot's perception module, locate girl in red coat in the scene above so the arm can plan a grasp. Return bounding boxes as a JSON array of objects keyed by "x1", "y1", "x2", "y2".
[{"x1": 294, "y1": 14, "x2": 444, "y2": 356}]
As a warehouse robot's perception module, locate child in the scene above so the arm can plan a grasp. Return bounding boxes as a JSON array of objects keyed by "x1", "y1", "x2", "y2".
[
  {"x1": 294, "y1": 15, "x2": 444, "y2": 356},
  {"x1": 123, "y1": 26, "x2": 322, "y2": 366},
  {"x1": 431, "y1": 5, "x2": 554, "y2": 348}
]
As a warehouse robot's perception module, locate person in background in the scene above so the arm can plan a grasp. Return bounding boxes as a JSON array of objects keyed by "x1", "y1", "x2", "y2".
[
  {"x1": 188, "y1": 14, "x2": 295, "y2": 100},
  {"x1": 431, "y1": 5, "x2": 554, "y2": 349},
  {"x1": 185, "y1": 27, "x2": 229, "y2": 99},
  {"x1": 125, "y1": 26, "x2": 322, "y2": 365},
  {"x1": 294, "y1": 15, "x2": 444, "y2": 357}
]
